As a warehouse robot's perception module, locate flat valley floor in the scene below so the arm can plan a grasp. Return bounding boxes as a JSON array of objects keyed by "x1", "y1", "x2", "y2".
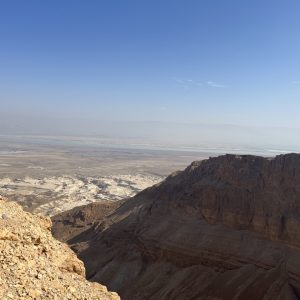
[{"x1": 0, "y1": 135, "x2": 211, "y2": 216}]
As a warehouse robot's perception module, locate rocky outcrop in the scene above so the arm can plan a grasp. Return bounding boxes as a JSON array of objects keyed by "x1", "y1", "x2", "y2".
[
  {"x1": 51, "y1": 200, "x2": 123, "y2": 246},
  {"x1": 52, "y1": 154, "x2": 300, "y2": 300},
  {"x1": 0, "y1": 196, "x2": 120, "y2": 300}
]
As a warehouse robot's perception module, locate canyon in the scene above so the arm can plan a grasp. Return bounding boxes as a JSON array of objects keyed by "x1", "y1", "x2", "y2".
[{"x1": 52, "y1": 153, "x2": 300, "y2": 300}]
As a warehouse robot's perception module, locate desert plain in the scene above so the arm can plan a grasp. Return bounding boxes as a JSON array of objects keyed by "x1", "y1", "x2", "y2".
[{"x1": 0, "y1": 135, "x2": 209, "y2": 215}]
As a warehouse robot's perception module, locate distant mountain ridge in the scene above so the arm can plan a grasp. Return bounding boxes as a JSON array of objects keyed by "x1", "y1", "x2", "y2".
[
  {"x1": 1, "y1": 116, "x2": 300, "y2": 152},
  {"x1": 53, "y1": 153, "x2": 300, "y2": 300}
]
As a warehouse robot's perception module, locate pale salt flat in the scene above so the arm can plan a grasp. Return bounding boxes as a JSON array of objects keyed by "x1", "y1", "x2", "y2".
[{"x1": 0, "y1": 174, "x2": 163, "y2": 216}]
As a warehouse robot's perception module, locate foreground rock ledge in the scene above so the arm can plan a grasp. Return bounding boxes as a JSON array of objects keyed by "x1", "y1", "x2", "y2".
[{"x1": 0, "y1": 197, "x2": 120, "y2": 300}]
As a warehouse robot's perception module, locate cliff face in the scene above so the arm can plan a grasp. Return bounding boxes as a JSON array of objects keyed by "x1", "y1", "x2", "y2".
[
  {"x1": 0, "y1": 197, "x2": 119, "y2": 300},
  {"x1": 52, "y1": 154, "x2": 300, "y2": 300}
]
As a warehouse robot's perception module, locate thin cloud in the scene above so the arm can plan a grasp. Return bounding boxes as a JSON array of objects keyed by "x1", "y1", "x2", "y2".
[
  {"x1": 173, "y1": 78, "x2": 228, "y2": 89},
  {"x1": 207, "y1": 81, "x2": 227, "y2": 88},
  {"x1": 173, "y1": 78, "x2": 200, "y2": 89},
  {"x1": 174, "y1": 79, "x2": 184, "y2": 84}
]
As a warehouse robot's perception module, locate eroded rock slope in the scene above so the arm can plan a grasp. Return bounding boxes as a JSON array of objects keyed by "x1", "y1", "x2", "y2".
[
  {"x1": 0, "y1": 196, "x2": 119, "y2": 300},
  {"x1": 52, "y1": 154, "x2": 300, "y2": 300}
]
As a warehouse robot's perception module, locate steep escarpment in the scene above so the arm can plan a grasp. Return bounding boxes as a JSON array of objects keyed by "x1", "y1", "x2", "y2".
[
  {"x1": 52, "y1": 154, "x2": 300, "y2": 300},
  {"x1": 0, "y1": 197, "x2": 119, "y2": 300},
  {"x1": 52, "y1": 200, "x2": 124, "y2": 245}
]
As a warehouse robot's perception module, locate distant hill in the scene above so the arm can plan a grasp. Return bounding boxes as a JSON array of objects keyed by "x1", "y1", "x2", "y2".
[
  {"x1": 1, "y1": 114, "x2": 300, "y2": 153},
  {"x1": 53, "y1": 153, "x2": 300, "y2": 300}
]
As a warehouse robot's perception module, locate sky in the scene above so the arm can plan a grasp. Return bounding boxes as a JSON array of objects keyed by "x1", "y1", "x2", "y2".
[{"x1": 1, "y1": 1, "x2": 300, "y2": 148}]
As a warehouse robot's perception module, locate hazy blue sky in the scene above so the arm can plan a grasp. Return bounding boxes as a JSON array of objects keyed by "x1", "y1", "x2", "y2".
[{"x1": 1, "y1": 1, "x2": 300, "y2": 130}]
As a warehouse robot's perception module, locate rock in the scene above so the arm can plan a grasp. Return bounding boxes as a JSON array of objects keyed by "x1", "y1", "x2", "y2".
[
  {"x1": 2, "y1": 213, "x2": 8, "y2": 220},
  {"x1": 0, "y1": 198, "x2": 120, "y2": 300},
  {"x1": 53, "y1": 153, "x2": 300, "y2": 300}
]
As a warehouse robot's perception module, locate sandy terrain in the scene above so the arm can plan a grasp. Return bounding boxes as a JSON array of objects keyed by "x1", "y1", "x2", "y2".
[
  {"x1": 0, "y1": 174, "x2": 162, "y2": 216},
  {"x1": 0, "y1": 135, "x2": 207, "y2": 216}
]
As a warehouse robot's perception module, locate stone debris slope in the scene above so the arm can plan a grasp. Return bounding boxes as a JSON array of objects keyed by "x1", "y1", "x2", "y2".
[{"x1": 0, "y1": 196, "x2": 119, "y2": 300}]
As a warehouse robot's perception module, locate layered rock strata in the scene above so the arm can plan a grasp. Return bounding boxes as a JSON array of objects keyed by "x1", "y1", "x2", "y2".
[{"x1": 53, "y1": 154, "x2": 300, "y2": 300}]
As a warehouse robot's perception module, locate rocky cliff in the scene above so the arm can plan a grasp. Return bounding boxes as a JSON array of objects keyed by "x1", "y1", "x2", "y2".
[
  {"x1": 52, "y1": 154, "x2": 300, "y2": 300},
  {"x1": 0, "y1": 196, "x2": 120, "y2": 300}
]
